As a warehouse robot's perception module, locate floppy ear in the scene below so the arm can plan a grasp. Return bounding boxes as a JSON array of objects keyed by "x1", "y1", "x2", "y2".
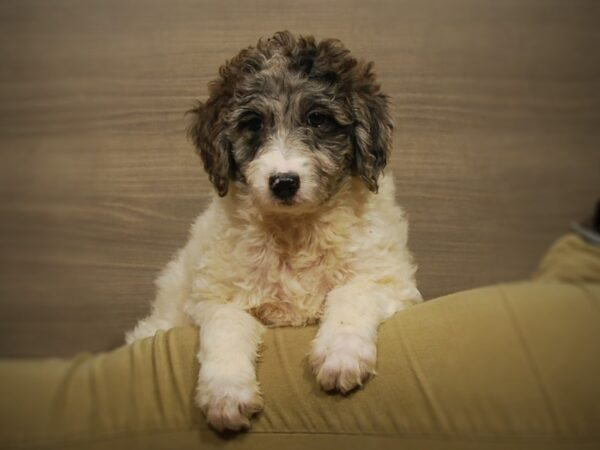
[
  {"x1": 351, "y1": 65, "x2": 393, "y2": 193},
  {"x1": 188, "y1": 95, "x2": 234, "y2": 197},
  {"x1": 290, "y1": 38, "x2": 392, "y2": 193}
]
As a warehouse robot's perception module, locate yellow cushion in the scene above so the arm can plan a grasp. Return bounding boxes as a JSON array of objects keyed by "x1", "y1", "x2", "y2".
[{"x1": 1, "y1": 234, "x2": 599, "y2": 449}]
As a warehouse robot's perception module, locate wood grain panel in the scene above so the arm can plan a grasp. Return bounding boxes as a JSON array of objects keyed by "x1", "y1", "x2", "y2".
[{"x1": 0, "y1": 0, "x2": 598, "y2": 356}]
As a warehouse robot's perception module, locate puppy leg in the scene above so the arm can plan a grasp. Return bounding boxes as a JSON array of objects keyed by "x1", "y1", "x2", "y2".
[
  {"x1": 125, "y1": 316, "x2": 175, "y2": 344},
  {"x1": 310, "y1": 280, "x2": 419, "y2": 393},
  {"x1": 186, "y1": 301, "x2": 265, "y2": 432},
  {"x1": 126, "y1": 251, "x2": 192, "y2": 344}
]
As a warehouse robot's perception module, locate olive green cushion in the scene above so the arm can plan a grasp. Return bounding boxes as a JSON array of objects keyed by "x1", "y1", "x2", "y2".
[{"x1": 1, "y1": 234, "x2": 599, "y2": 449}]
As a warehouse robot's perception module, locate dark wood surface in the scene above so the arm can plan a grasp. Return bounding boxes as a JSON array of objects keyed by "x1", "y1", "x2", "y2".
[{"x1": 0, "y1": 0, "x2": 598, "y2": 356}]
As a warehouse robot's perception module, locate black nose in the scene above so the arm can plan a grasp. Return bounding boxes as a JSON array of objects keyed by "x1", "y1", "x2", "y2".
[{"x1": 269, "y1": 172, "x2": 300, "y2": 201}]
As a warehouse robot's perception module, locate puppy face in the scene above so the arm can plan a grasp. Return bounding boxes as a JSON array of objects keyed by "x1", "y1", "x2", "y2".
[
  {"x1": 189, "y1": 31, "x2": 393, "y2": 213},
  {"x1": 227, "y1": 66, "x2": 355, "y2": 211}
]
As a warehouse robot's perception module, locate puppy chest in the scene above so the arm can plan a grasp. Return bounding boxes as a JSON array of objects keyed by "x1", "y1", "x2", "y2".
[
  {"x1": 236, "y1": 246, "x2": 350, "y2": 325},
  {"x1": 252, "y1": 252, "x2": 330, "y2": 296}
]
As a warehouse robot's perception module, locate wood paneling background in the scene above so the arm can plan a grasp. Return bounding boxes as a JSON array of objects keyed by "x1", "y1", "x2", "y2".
[{"x1": 0, "y1": 0, "x2": 598, "y2": 356}]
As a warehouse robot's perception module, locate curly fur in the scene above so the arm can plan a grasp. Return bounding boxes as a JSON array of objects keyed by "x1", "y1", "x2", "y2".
[{"x1": 127, "y1": 31, "x2": 421, "y2": 432}]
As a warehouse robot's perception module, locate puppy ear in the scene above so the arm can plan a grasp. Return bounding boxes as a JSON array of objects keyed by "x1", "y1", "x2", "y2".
[
  {"x1": 351, "y1": 63, "x2": 393, "y2": 193},
  {"x1": 188, "y1": 96, "x2": 233, "y2": 197}
]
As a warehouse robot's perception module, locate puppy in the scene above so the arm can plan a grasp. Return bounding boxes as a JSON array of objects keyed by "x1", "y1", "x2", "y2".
[{"x1": 126, "y1": 31, "x2": 421, "y2": 432}]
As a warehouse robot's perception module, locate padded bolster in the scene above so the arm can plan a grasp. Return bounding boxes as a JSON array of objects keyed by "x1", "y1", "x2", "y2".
[{"x1": 1, "y1": 235, "x2": 599, "y2": 449}]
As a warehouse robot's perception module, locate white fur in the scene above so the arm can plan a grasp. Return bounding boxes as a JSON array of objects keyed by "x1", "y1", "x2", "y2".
[{"x1": 126, "y1": 173, "x2": 421, "y2": 431}]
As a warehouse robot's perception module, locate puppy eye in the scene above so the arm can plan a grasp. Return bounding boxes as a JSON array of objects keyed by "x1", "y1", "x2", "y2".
[
  {"x1": 239, "y1": 116, "x2": 263, "y2": 132},
  {"x1": 307, "y1": 111, "x2": 330, "y2": 128}
]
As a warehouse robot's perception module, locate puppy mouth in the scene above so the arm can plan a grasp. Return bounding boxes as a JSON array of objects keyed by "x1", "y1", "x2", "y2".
[
  {"x1": 265, "y1": 192, "x2": 316, "y2": 214},
  {"x1": 274, "y1": 197, "x2": 298, "y2": 207},
  {"x1": 269, "y1": 191, "x2": 301, "y2": 207}
]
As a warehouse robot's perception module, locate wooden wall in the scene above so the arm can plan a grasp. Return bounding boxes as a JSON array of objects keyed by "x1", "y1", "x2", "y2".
[{"x1": 0, "y1": 0, "x2": 598, "y2": 356}]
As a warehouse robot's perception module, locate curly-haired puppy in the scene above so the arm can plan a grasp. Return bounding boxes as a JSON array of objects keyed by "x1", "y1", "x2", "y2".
[{"x1": 126, "y1": 31, "x2": 421, "y2": 432}]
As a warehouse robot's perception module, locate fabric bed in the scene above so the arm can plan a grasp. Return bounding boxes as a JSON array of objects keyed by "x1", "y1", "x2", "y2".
[{"x1": 0, "y1": 234, "x2": 599, "y2": 449}]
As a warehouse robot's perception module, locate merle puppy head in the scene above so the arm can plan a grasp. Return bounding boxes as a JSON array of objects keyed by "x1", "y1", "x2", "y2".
[{"x1": 189, "y1": 31, "x2": 392, "y2": 213}]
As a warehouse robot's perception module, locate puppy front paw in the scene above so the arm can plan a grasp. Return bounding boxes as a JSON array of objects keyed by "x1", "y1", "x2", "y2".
[
  {"x1": 196, "y1": 376, "x2": 263, "y2": 432},
  {"x1": 310, "y1": 332, "x2": 377, "y2": 394}
]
